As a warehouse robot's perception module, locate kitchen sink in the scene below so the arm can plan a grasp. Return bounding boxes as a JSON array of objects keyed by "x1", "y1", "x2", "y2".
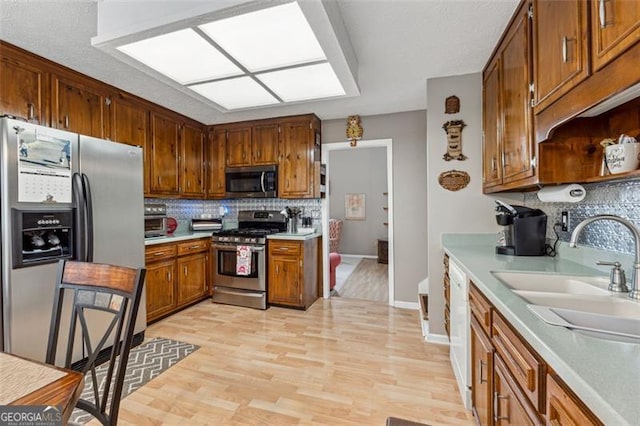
[
  {"x1": 492, "y1": 270, "x2": 640, "y2": 342},
  {"x1": 514, "y1": 291, "x2": 640, "y2": 319},
  {"x1": 491, "y1": 271, "x2": 610, "y2": 295},
  {"x1": 528, "y1": 305, "x2": 640, "y2": 343}
]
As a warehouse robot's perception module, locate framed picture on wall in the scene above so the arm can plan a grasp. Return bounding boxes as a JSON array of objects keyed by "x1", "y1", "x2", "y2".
[{"x1": 345, "y1": 193, "x2": 366, "y2": 220}]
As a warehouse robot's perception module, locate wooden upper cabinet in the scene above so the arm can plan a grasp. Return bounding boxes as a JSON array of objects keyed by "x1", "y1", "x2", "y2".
[
  {"x1": 279, "y1": 119, "x2": 314, "y2": 198},
  {"x1": 206, "y1": 128, "x2": 226, "y2": 199},
  {"x1": 252, "y1": 122, "x2": 279, "y2": 165},
  {"x1": 150, "y1": 111, "x2": 180, "y2": 195},
  {"x1": 532, "y1": 0, "x2": 590, "y2": 113},
  {"x1": 0, "y1": 46, "x2": 46, "y2": 124},
  {"x1": 181, "y1": 123, "x2": 205, "y2": 198},
  {"x1": 501, "y1": 6, "x2": 535, "y2": 183},
  {"x1": 482, "y1": 57, "x2": 502, "y2": 188},
  {"x1": 110, "y1": 95, "x2": 150, "y2": 194},
  {"x1": 482, "y1": 1, "x2": 535, "y2": 193},
  {"x1": 591, "y1": 0, "x2": 640, "y2": 71},
  {"x1": 52, "y1": 75, "x2": 109, "y2": 138},
  {"x1": 225, "y1": 126, "x2": 252, "y2": 167}
]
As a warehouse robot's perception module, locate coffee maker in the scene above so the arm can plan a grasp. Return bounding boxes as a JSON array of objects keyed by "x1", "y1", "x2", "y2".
[{"x1": 495, "y1": 200, "x2": 547, "y2": 256}]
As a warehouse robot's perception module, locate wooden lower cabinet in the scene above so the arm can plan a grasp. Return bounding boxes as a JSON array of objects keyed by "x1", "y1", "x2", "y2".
[
  {"x1": 546, "y1": 373, "x2": 603, "y2": 426},
  {"x1": 494, "y1": 354, "x2": 542, "y2": 425},
  {"x1": 145, "y1": 259, "x2": 176, "y2": 321},
  {"x1": 443, "y1": 254, "x2": 450, "y2": 337},
  {"x1": 145, "y1": 238, "x2": 210, "y2": 323},
  {"x1": 471, "y1": 315, "x2": 493, "y2": 425},
  {"x1": 268, "y1": 238, "x2": 318, "y2": 309},
  {"x1": 177, "y1": 253, "x2": 208, "y2": 306},
  {"x1": 468, "y1": 282, "x2": 602, "y2": 426}
]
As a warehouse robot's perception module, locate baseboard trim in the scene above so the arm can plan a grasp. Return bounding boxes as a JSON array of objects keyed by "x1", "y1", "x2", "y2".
[
  {"x1": 394, "y1": 300, "x2": 419, "y2": 310},
  {"x1": 339, "y1": 253, "x2": 378, "y2": 259},
  {"x1": 426, "y1": 332, "x2": 450, "y2": 345}
]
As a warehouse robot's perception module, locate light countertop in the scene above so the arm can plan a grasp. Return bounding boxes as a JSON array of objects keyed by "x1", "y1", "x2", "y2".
[
  {"x1": 442, "y1": 233, "x2": 639, "y2": 426},
  {"x1": 144, "y1": 231, "x2": 213, "y2": 246},
  {"x1": 267, "y1": 230, "x2": 322, "y2": 241}
]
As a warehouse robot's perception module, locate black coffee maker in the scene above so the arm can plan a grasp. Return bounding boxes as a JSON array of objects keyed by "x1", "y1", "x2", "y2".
[{"x1": 495, "y1": 200, "x2": 547, "y2": 256}]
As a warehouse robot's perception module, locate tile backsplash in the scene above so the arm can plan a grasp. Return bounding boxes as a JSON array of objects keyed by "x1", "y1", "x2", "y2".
[
  {"x1": 145, "y1": 198, "x2": 322, "y2": 228},
  {"x1": 524, "y1": 179, "x2": 640, "y2": 255}
]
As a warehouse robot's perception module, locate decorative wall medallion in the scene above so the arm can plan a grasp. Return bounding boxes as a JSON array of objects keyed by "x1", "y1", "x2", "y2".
[
  {"x1": 445, "y1": 95, "x2": 460, "y2": 114},
  {"x1": 439, "y1": 170, "x2": 470, "y2": 191},
  {"x1": 442, "y1": 120, "x2": 467, "y2": 161}
]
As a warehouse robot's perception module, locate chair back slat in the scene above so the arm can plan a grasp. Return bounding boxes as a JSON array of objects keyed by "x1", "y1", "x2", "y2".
[
  {"x1": 46, "y1": 260, "x2": 145, "y2": 426},
  {"x1": 62, "y1": 262, "x2": 139, "y2": 293}
]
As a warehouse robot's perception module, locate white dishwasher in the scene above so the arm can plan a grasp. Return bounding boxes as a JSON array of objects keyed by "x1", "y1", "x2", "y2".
[{"x1": 448, "y1": 258, "x2": 471, "y2": 410}]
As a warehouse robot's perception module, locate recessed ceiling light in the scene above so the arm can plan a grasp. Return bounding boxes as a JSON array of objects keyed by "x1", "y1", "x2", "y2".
[
  {"x1": 189, "y1": 77, "x2": 279, "y2": 110},
  {"x1": 257, "y1": 63, "x2": 345, "y2": 102},
  {"x1": 117, "y1": 28, "x2": 242, "y2": 84},
  {"x1": 199, "y1": 2, "x2": 326, "y2": 72}
]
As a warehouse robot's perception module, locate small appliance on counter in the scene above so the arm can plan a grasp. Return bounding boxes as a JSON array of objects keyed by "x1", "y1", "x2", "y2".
[
  {"x1": 495, "y1": 200, "x2": 547, "y2": 256},
  {"x1": 144, "y1": 203, "x2": 168, "y2": 237},
  {"x1": 190, "y1": 218, "x2": 222, "y2": 232}
]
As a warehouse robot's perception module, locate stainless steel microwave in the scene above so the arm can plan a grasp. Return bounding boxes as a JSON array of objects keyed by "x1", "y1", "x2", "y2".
[{"x1": 225, "y1": 165, "x2": 277, "y2": 198}]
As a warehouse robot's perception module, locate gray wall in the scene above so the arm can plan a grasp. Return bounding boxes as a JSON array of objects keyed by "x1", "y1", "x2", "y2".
[
  {"x1": 322, "y1": 110, "x2": 427, "y2": 304},
  {"x1": 426, "y1": 73, "x2": 511, "y2": 337},
  {"x1": 329, "y1": 147, "x2": 388, "y2": 255}
]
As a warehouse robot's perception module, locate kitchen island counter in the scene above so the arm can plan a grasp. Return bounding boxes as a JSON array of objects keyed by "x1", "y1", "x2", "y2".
[{"x1": 442, "y1": 233, "x2": 639, "y2": 426}]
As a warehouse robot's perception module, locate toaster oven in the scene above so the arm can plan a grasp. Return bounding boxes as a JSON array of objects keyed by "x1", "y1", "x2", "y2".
[{"x1": 144, "y1": 203, "x2": 168, "y2": 237}]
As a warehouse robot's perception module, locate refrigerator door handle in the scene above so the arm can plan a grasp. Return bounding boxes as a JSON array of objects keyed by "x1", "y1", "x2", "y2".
[
  {"x1": 72, "y1": 172, "x2": 86, "y2": 261},
  {"x1": 82, "y1": 173, "x2": 94, "y2": 262}
]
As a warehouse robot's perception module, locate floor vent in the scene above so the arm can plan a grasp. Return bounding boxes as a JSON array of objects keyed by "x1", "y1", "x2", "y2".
[{"x1": 418, "y1": 294, "x2": 429, "y2": 320}]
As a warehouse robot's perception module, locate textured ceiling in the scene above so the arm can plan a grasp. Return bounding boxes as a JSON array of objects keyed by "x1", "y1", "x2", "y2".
[{"x1": 0, "y1": 0, "x2": 519, "y2": 125}]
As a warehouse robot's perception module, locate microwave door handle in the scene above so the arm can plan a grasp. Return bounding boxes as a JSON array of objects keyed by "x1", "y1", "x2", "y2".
[{"x1": 260, "y1": 171, "x2": 266, "y2": 193}]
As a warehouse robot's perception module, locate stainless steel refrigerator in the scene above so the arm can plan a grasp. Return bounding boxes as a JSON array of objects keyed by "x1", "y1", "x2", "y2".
[{"x1": 0, "y1": 117, "x2": 146, "y2": 364}]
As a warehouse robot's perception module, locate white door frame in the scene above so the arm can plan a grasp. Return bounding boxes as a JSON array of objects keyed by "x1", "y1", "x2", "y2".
[{"x1": 320, "y1": 138, "x2": 394, "y2": 305}]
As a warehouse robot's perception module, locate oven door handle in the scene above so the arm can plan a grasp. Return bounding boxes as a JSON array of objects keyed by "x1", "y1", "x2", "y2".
[{"x1": 213, "y1": 244, "x2": 265, "y2": 251}]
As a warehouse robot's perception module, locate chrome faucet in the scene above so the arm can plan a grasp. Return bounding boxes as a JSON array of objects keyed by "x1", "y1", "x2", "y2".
[{"x1": 569, "y1": 214, "x2": 640, "y2": 300}]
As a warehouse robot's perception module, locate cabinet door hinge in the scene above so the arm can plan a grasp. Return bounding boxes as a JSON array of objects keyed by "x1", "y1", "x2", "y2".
[
  {"x1": 530, "y1": 155, "x2": 537, "y2": 170},
  {"x1": 530, "y1": 98, "x2": 536, "y2": 108},
  {"x1": 529, "y1": 83, "x2": 535, "y2": 93},
  {"x1": 105, "y1": 97, "x2": 112, "y2": 106},
  {"x1": 528, "y1": 3, "x2": 533, "y2": 19}
]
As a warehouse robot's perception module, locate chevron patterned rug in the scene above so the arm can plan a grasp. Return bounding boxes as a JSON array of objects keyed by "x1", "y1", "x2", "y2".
[{"x1": 71, "y1": 337, "x2": 199, "y2": 424}]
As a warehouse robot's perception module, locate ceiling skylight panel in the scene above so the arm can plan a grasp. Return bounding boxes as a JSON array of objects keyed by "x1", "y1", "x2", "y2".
[
  {"x1": 257, "y1": 63, "x2": 345, "y2": 102},
  {"x1": 117, "y1": 28, "x2": 242, "y2": 84},
  {"x1": 189, "y1": 77, "x2": 279, "y2": 110},
  {"x1": 199, "y1": 2, "x2": 326, "y2": 72}
]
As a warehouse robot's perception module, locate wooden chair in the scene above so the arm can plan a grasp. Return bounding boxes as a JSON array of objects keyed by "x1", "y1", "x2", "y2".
[{"x1": 46, "y1": 260, "x2": 146, "y2": 426}]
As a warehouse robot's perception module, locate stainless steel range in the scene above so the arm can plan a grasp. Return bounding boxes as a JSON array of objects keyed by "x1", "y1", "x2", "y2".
[{"x1": 211, "y1": 210, "x2": 287, "y2": 309}]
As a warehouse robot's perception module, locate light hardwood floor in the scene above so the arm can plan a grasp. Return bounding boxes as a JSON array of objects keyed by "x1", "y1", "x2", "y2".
[
  {"x1": 112, "y1": 298, "x2": 473, "y2": 425},
  {"x1": 337, "y1": 258, "x2": 388, "y2": 303}
]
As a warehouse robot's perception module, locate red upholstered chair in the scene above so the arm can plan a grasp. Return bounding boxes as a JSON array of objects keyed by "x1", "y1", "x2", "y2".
[{"x1": 329, "y1": 252, "x2": 342, "y2": 290}]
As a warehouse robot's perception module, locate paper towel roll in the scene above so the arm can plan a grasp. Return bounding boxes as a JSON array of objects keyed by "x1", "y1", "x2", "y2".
[{"x1": 537, "y1": 184, "x2": 586, "y2": 203}]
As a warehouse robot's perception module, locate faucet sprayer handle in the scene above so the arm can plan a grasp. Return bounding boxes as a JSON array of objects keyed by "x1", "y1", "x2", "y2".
[
  {"x1": 596, "y1": 261, "x2": 621, "y2": 267},
  {"x1": 597, "y1": 261, "x2": 629, "y2": 293}
]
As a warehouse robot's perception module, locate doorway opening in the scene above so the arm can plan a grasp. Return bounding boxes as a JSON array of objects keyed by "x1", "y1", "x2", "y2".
[{"x1": 321, "y1": 139, "x2": 394, "y2": 305}]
